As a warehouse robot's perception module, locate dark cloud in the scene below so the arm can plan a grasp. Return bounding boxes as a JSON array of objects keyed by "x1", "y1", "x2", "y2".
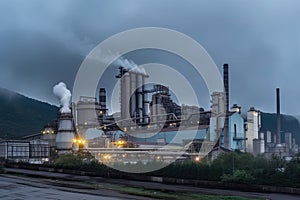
[{"x1": 0, "y1": 0, "x2": 300, "y2": 114}]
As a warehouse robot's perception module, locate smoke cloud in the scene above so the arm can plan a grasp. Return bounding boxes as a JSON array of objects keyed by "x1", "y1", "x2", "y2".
[
  {"x1": 53, "y1": 82, "x2": 71, "y2": 113},
  {"x1": 116, "y1": 57, "x2": 147, "y2": 75}
]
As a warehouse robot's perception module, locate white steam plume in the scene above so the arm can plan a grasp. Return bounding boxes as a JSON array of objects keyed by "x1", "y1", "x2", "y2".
[
  {"x1": 53, "y1": 82, "x2": 71, "y2": 113},
  {"x1": 115, "y1": 57, "x2": 147, "y2": 75},
  {"x1": 98, "y1": 51, "x2": 147, "y2": 75}
]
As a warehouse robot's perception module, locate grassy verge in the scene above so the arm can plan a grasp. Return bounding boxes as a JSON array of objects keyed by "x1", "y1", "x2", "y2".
[
  {"x1": 118, "y1": 186, "x2": 259, "y2": 200},
  {"x1": 98, "y1": 183, "x2": 260, "y2": 200}
]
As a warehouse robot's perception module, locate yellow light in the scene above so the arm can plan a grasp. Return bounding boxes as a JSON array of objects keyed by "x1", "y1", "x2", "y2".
[
  {"x1": 195, "y1": 156, "x2": 200, "y2": 162},
  {"x1": 73, "y1": 139, "x2": 77, "y2": 143},
  {"x1": 103, "y1": 154, "x2": 111, "y2": 160}
]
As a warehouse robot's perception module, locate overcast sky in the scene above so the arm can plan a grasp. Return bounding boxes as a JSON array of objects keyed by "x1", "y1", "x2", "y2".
[{"x1": 0, "y1": 0, "x2": 300, "y2": 115}]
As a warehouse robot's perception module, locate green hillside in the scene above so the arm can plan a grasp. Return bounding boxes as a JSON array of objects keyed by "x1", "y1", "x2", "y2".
[
  {"x1": 260, "y1": 112, "x2": 300, "y2": 144},
  {"x1": 0, "y1": 88, "x2": 58, "y2": 139}
]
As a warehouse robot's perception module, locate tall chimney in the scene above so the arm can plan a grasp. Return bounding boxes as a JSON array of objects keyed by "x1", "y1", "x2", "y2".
[
  {"x1": 276, "y1": 88, "x2": 281, "y2": 144},
  {"x1": 223, "y1": 64, "x2": 229, "y2": 148},
  {"x1": 223, "y1": 64, "x2": 229, "y2": 111}
]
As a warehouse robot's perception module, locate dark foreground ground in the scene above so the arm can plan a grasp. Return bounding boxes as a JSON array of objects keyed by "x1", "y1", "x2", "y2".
[{"x1": 2, "y1": 168, "x2": 300, "y2": 200}]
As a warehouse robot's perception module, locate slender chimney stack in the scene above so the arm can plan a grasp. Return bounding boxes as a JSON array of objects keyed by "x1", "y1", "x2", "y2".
[
  {"x1": 223, "y1": 64, "x2": 229, "y2": 112},
  {"x1": 223, "y1": 64, "x2": 229, "y2": 148},
  {"x1": 276, "y1": 88, "x2": 281, "y2": 144}
]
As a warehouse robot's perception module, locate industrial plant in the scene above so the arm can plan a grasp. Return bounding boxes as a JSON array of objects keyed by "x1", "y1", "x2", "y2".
[{"x1": 0, "y1": 63, "x2": 299, "y2": 164}]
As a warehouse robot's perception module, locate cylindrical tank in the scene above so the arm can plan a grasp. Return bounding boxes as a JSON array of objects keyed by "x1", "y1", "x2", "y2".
[
  {"x1": 55, "y1": 113, "x2": 75, "y2": 151},
  {"x1": 136, "y1": 73, "x2": 143, "y2": 123},
  {"x1": 121, "y1": 72, "x2": 131, "y2": 121},
  {"x1": 151, "y1": 94, "x2": 158, "y2": 123},
  {"x1": 76, "y1": 97, "x2": 101, "y2": 128},
  {"x1": 130, "y1": 72, "x2": 137, "y2": 119},
  {"x1": 142, "y1": 75, "x2": 150, "y2": 124}
]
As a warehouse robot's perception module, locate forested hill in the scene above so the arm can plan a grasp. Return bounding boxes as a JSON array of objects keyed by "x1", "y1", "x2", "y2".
[
  {"x1": 260, "y1": 112, "x2": 300, "y2": 144},
  {"x1": 0, "y1": 88, "x2": 58, "y2": 139}
]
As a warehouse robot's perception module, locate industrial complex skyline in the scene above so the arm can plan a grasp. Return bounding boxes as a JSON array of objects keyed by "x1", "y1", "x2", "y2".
[{"x1": 1, "y1": 0, "x2": 300, "y2": 115}]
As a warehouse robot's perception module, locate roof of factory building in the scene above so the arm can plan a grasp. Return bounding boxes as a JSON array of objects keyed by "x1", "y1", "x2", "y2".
[
  {"x1": 20, "y1": 133, "x2": 42, "y2": 140},
  {"x1": 0, "y1": 139, "x2": 30, "y2": 143}
]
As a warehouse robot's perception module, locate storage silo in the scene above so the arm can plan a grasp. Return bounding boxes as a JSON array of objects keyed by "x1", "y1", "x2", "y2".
[
  {"x1": 76, "y1": 96, "x2": 101, "y2": 129},
  {"x1": 130, "y1": 72, "x2": 137, "y2": 119}
]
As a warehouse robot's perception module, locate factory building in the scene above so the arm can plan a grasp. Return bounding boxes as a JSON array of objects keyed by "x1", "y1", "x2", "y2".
[
  {"x1": 0, "y1": 140, "x2": 30, "y2": 161},
  {"x1": 114, "y1": 66, "x2": 206, "y2": 129},
  {"x1": 127, "y1": 126, "x2": 209, "y2": 145},
  {"x1": 212, "y1": 108, "x2": 245, "y2": 152},
  {"x1": 150, "y1": 85, "x2": 181, "y2": 122},
  {"x1": 264, "y1": 131, "x2": 299, "y2": 159},
  {"x1": 209, "y1": 91, "x2": 226, "y2": 142},
  {"x1": 253, "y1": 132, "x2": 265, "y2": 156},
  {"x1": 285, "y1": 132, "x2": 292, "y2": 153},
  {"x1": 116, "y1": 66, "x2": 149, "y2": 125},
  {"x1": 5, "y1": 63, "x2": 300, "y2": 165},
  {"x1": 244, "y1": 107, "x2": 261, "y2": 153},
  {"x1": 0, "y1": 140, "x2": 49, "y2": 163},
  {"x1": 259, "y1": 88, "x2": 299, "y2": 158},
  {"x1": 209, "y1": 64, "x2": 246, "y2": 152},
  {"x1": 263, "y1": 88, "x2": 286, "y2": 158},
  {"x1": 228, "y1": 111, "x2": 245, "y2": 151}
]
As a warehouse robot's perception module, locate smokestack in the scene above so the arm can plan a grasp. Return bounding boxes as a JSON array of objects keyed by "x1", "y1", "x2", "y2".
[
  {"x1": 53, "y1": 82, "x2": 71, "y2": 113},
  {"x1": 223, "y1": 64, "x2": 229, "y2": 111},
  {"x1": 276, "y1": 88, "x2": 281, "y2": 144},
  {"x1": 223, "y1": 64, "x2": 229, "y2": 148}
]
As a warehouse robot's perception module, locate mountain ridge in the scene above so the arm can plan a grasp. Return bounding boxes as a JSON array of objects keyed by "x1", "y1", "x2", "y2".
[{"x1": 0, "y1": 87, "x2": 59, "y2": 139}]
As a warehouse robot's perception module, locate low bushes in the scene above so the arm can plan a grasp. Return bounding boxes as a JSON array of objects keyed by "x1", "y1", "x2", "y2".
[{"x1": 5, "y1": 151, "x2": 300, "y2": 187}]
